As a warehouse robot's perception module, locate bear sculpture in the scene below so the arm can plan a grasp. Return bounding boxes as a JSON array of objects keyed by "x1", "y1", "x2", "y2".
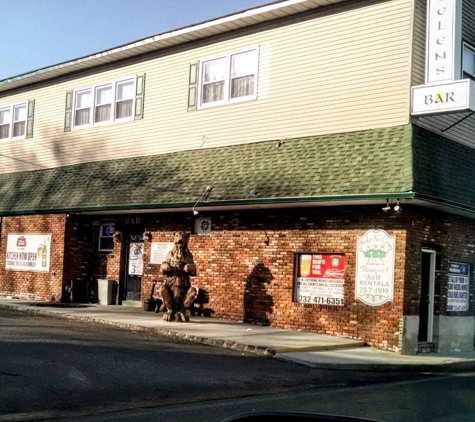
[{"x1": 160, "y1": 232, "x2": 197, "y2": 322}]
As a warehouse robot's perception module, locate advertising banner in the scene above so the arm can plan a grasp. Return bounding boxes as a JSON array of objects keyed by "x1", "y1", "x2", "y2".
[
  {"x1": 5, "y1": 234, "x2": 52, "y2": 272},
  {"x1": 128, "y1": 242, "x2": 144, "y2": 276},
  {"x1": 448, "y1": 261, "x2": 470, "y2": 312},
  {"x1": 356, "y1": 230, "x2": 395, "y2": 306},
  {"x1": 294, "y1": 253, "x2": 345, "y2": 306}
]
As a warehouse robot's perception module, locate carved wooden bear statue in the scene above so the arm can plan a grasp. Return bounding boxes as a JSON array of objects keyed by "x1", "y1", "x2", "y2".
[{"x1": 160, "y1": 232, "x2": 197, "y2": 322}]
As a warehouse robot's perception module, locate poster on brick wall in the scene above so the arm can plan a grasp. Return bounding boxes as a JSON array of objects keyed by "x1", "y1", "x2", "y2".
[
  {"x1": 150, "y1": 242, "x2": 174, "y2": 264},
  {"x1": 447, "y1": 261, "x2": 470, "y2": 312},
  {"x1": 5, "y1": 234, "x2": 52, "y2": 272},
  {"x1": 355, "y1": 229, "x2": 395, "y2": 306},
  {"x1": 294, "y1": 253, "x2": 345, "y2": 306}
]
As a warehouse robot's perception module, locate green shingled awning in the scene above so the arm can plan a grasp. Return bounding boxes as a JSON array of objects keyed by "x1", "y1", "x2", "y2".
[{"x1": 0, "y1": 125, "x2": 415, "y2": 215}]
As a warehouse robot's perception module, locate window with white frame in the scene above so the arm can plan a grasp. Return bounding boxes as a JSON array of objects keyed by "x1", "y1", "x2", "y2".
[
  {"x1": 199, "y1": 48, "x2": 258, "y2": 108},
  {"x1": 98, "y1": 222, "x2": 115, "y2": 252},
  {"x1": 0, "y1": 102, "x2": 28, "y2": 140},
  {"x1": 73, "y1": 77, "x2": 135, "y2": 129},
  {"x1": 463, "y1": 43, "x2": 475, "y2": 78}
]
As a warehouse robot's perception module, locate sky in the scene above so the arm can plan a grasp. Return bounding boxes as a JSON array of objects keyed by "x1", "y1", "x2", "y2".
[{"x1": 0, "y1": 0, "x2": 274, "y2": 81}]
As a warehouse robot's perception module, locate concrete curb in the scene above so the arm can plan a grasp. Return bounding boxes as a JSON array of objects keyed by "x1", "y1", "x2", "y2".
[
  {"x1": 274, "y1": 353, "x2": 475, "y2": 372},
  {"x1": 2, "y1": 303, "x2": 475, "y2": 372},
  {"x1": 0, "y1": 303, "x2": 277, "y2": 357}
]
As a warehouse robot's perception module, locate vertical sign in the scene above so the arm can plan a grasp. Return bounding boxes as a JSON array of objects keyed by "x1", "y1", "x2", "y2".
[
  {"x1": 356, "y1": 230, "x2": 395, "y2": 306},
  {"x1": 5, "y1": 234, "x2": 52, "y2": 272},
  {"x1": 294, "y1": 253, "x2": 345, "y2": 306},
  {"x1": 128, "y1": 242, "x2": 144, "y2": 275},
  {"x1": 426, "y1": 0, "x2": 462, "y2": 83},
  {"x1": 448, "y1": 261, "x2": 470, "y2": 311}
]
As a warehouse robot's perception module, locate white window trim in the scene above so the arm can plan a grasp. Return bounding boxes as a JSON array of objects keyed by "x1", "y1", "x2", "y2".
[
  {"x1": 72, "y1": 76, "x2": 136, "y2": 130},
  {"x1": 462, "y1": 42, "x2": 475, "y2": 78},
  {"x1": 0, "y1": 101, "x2": 28, "y2": 142},
  {"x1": 197, "y1": 46, "x2": 259, "y2": 109},
  {"x1": 98, "y1": 222, "x2": 115, "y2": 252}
]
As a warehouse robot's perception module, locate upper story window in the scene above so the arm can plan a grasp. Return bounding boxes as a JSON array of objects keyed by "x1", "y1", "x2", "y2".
[
  {"x1": 196, "y1": 47, "x2": 258, "y2": 109},
  {"x1": 0, "y1": 101, "x2": 35, "y2": 141},
  {"x1": 0, "y1": 102, "x2": 27, "y2": 140},
  {"x1": 73, "y1": 77, "x2": 135, "y2": 129},
  {"x1": 462, "y1": 43, "x2": 475, "y2": 79},
  {"x1": 64, "y1": 74, "x2": 145, "y2": 132}
]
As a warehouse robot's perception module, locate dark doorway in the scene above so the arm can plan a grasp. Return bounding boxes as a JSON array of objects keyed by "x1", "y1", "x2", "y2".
[
  {"x1": 418, "y1": 250, "x2": 435, "y2": 342},
  {"x1": 124, "y1": 234, "x2": 144, "y2": 302}
]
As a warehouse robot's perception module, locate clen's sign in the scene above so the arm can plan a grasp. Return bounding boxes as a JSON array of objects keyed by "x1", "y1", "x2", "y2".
[{"x1": 426, "y1": 0, "x2": 462, "y2": 83}]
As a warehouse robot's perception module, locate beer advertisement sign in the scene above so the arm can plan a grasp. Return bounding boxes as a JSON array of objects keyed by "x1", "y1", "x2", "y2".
[
  {"x1": 294, "y1": 253, "x2": 345, "y2": 306},
  {"x1": 355, "y1": 230, "x2": 395, "y2": 306},
  {"x1": 5, "y1": 234, "x2": 52, "y2": 272}
]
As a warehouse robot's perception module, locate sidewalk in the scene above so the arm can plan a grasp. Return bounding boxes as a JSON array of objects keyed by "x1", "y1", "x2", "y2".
[{"x1": 1, "y1": 298, "x2": 474, "y2": 372}]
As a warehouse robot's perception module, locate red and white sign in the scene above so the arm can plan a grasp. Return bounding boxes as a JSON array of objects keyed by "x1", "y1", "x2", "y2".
[
  {"x1": 294, "y1": 253, "x2": 345, "y2": 306},
  {"x1": 5, "y1": 233, "x2": 52, "y2": 272}
]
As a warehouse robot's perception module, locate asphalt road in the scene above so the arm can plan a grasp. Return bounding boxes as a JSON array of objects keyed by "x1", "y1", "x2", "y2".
[{"x1": 0, "y1": 307, "x2": 473, "y2": 422}]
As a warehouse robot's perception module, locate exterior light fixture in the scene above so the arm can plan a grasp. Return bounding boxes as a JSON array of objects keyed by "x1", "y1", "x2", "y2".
[
  {"x1": 192, "y1": 186, "x2": 212, "y2": 215},
  {"x1": 382, "y1": 199, "x2": 391, "y2": 213},
  {"x1": 394, "y1": 199, "x2": 402, "y2": 213}
]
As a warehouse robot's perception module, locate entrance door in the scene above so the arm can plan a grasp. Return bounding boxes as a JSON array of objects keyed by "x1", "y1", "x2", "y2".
[
  {"x1": 419, "y1": 250, "x2": 436, "y2": 342},
  {"x1": 124, "y1": 234, "x2": 144, "y2": 302}
]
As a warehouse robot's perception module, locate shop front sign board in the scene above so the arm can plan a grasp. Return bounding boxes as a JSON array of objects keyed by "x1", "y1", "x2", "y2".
[
  {"x1": 412, "y1": 79, "x2": 475, "y2": 115},
  {"x1": 294, "y1": 253, "x2": 345, "y2": 306},
  {"x1": 5, "y1": 234, "x2": 52, "y2": 272},
  {"x1": 355, "y1": 230, "x2": 395, "y2": 306},
  {"x1": 447, "y1": 261, "x2": 470, "y2": 312}
]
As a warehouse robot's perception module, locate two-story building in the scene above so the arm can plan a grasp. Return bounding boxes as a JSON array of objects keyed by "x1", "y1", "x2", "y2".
[{"x1": 1, "y1": 0, "x2": 474, "y2": 355}]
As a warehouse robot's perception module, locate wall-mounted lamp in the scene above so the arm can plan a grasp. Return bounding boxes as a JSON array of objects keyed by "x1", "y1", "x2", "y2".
[
  {"x1": 112, "y1": 231, "x2": 122, "y2": 244},
  {"x1": 382, "y1": 199, "x2": 391, "y2": 213},
  {"x1": 143, "y1": 230, "x2": 152, "y2": 241},
  {"x1": 393, "y1": 199, "x2": 402, "y2": 213},
  {"x1": 192, "y1": 186, "x2": 213, "y2": 215}
]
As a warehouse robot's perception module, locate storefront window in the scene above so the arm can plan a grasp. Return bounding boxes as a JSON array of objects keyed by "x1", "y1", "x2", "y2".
[{"x1": 99, "y1": 222, "x2": 115, "y2": 252}]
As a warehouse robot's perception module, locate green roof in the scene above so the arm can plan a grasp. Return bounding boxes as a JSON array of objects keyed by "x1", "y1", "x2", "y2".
[
  {"x1": 0, "y1": 125, "x2": 414, "y2": 215},
  {"x1": 412, "y1": 124, "x2": 475, "y2": 210}
]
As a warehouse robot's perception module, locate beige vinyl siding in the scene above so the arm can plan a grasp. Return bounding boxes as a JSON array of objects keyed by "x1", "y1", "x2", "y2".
[
  {"x1": 0, "y1": 0, "x2": 413, "y2": 174},
  {"x1": 412, "y1": 0, "x2": 475, "y2": 148},
  {"x1": 411, "y1": 0, "x2": 426, "y2": 86}
]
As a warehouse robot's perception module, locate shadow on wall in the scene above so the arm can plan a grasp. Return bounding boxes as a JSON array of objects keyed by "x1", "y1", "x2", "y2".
[{"x1": 244, "y1": 262, "x2": 274, "y2": 325}]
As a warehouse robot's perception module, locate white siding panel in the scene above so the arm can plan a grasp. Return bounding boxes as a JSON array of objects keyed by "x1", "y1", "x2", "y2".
[{"x1": 0, "y1": 0, "x2": 413, "y2": 174}]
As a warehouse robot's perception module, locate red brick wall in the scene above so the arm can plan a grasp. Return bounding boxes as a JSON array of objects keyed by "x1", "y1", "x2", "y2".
[
  {"x1": 140, "y1": 206, "x2": 408, "y2": 352},
  {"x1": 0, "y1": 214, "x2": 66, "y2": 301},
  {"x1": 404, "y1": 207, "x2": 475, "y2": 317},
  {"x1": 63, "y1": 217, "x2": 123, "y2": 304}
]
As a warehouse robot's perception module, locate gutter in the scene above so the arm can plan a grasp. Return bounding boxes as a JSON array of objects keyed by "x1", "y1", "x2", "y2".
[{"x1": 0, "y1": 192, "x2": 416, "y2": 216}]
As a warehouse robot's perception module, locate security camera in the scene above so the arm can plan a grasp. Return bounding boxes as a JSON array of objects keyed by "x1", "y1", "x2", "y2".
[{"x1": 382, "y1": 206, "x2": 391, "y2": 212}]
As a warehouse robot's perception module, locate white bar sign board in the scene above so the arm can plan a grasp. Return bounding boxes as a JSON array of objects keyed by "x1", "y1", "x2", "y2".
[{"x1": 412, "y1": 79, "x2": 475, "y2": 115}]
